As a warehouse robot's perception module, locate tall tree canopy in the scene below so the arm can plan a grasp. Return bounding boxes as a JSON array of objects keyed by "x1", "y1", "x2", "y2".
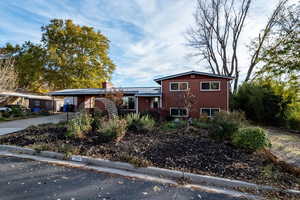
[
  {"x1": 0, "y1": 19, "x2": 116, "y2": 92},
  {"x1": 41, "y1": 19, "x2": 115, "y2": 90},
  {"x1": 186, "y1": 0, "x2": 288, "y2": 92},
  {"x1": 255, "y1": 3, "x2": 300, "y2": 92}
]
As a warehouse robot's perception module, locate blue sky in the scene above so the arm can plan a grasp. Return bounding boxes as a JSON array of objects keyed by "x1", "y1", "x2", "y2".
[{"x1": 0, "y1": 0, "x2": 283, "y2": 87}]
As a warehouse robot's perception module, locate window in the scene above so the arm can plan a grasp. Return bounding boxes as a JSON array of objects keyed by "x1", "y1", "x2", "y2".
[
  {"x1": 200, "y1": 108, "x2": 220, "y2": 117},
  {"x1": 170, "y1": 82, "x2": 188, "y2": 91},
  {"x1": 151, "y1": 97, "x2": 159, "y2": 109},
  {"x1": 34, "y1": 100, "x2": 40, "y2": 106},
  {"x1": 122, "y1": 96, "x2": 135, "y2": 110},
  {"x1": 170, "y1": 108, "x2": 188, "y2": 117},
  {"x1": 200, "y1": 81, "x2": 220, "y2": 91}
]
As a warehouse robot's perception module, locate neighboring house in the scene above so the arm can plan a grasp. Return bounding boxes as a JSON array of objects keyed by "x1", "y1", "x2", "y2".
[
  {"x1": 0, "y1": 91, "x2": 63, "y2": 112},
  {"x1": 49, "y1": 71, "x2": 234, "y2": 118}
]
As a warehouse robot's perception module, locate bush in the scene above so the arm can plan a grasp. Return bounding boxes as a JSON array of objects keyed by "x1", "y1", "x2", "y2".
[
  {"x1": 91, "y1": 110, "x2": 107, "y2": 130},
  {"x1": 233, "y1": 82, "x2": 290, "y2": 126},
  {"x1": 161, "y1": 119, "x2": 187, "y2": 131},
  {"x1": 141, "y1": 109, "x2": 160, "y2": 121},
  {"x1": 209, "y1": 111, "x2": 245, "y2": 140},
  {"x1": 232, "y1": 127, "x2": 271, "y2": 151},
  {"x1": 67, "y1": 111, "x2": 92, "y2": 138},
  {"x1": 99, "y1": 117, "x2": 127, "y2": 142},
  {"x1": 190, "y1": 119, "x2": 211, "y2": 129},
  {"x1": 126, "y1": 113, "x2": 155, "y2": 132},
  {"x1": 286, "y1": 112, "x2": 300, "y2": 131}
]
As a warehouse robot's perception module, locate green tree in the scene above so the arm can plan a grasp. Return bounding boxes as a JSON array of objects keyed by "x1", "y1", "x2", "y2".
[
  {"x1": 233, "y1": 82, "x2": 291, "y2": 126},
  {"x1": 255, "y1": 4, "x2": 300, "y2": 90},
  {"x1": 41, "y1": 19, "x2": 115, "y2": 90},
  {"x1": 1, "y1": 42, "x2": 46, "y2": 92}
]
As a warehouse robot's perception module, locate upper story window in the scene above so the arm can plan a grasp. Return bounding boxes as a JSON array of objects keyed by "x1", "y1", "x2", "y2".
[
  {"x1": 200, "y1": 81, "x2": 220, "y2": 91},
  {"x1": 169, "y1": 82, "x2": 188, "y2": 91}
]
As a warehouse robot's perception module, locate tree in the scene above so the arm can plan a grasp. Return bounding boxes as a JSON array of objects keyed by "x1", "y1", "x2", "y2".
[
  {"x1": 0, "y1": 19, "x2": 116, "y2": 92},
  {"x1": 233, "y1": 81, "x2": 290, "y2": 125},
  {"x1": 187, "y1": 0, "x2": 288, "y2": 92},
  {"x1": 183, "y1": 88, "x2": 196, "y2": 118},
  {"x1": 254, "y1": 3, "x2": 300, "y2": 92},
  {"x1": 41, "y1": 19, "x2": 116, "y2": 90},
  {"x1": 0, "y1": 54, "x2": 17, "y2": 91},
  {"x1": 1, "y1": 42, "x2": 48, "y2": 92}
]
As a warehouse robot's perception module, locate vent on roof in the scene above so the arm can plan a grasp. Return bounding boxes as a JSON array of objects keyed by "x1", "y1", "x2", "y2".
[{"x1": 191, "y1": 74, "x2": 196, "y2": 78}]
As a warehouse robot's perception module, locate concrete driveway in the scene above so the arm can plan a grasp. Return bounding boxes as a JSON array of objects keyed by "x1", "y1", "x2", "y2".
[
  {"x1": 0, "y1": 156, "x2": 244, "y2": 200},
  {"x1": 0, "y1": 113, "x2": 69, "y2": 136}
]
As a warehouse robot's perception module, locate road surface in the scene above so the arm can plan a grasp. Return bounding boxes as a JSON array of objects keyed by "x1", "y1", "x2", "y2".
[{"x1": 0, "y1": 156, "x2": 246, "y2": 200}]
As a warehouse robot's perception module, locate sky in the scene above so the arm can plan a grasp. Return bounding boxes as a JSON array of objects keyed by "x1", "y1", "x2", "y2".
[{"x1": 0, "y1": 0, "x2": 288, "y2": 87}]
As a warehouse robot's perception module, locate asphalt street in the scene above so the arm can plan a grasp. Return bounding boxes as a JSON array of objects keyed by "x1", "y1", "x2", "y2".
[{"x1": 0, "y1": 156, "x2": 246, "y2": 200}]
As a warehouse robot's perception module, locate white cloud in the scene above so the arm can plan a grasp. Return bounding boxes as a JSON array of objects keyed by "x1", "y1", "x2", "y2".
[{"x1": 0, "y1": 0, "x2": 288, "y2": 86}]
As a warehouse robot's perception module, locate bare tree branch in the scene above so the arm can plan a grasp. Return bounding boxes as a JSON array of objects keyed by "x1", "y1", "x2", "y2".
[
  {"x1": 186, "y1": 0, "x2": 251, "y2": 92},
  {"x1": 245, "y1": 0, "x2": 288, "y2": 82}
]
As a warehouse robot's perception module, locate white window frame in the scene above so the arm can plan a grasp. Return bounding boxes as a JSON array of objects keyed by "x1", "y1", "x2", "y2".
[
  {"x1": 170, "y1": 107, "x2": 188, "y2": 117},
  {"x1": 169, "y1": 82, "x2": 189, "y2": 92},
  {"x1": 200, "y1": 108, "x2": 220, "y2": 117},
  {"x1": 200, "y1": 81, "x2": 221, "y2": 91}
]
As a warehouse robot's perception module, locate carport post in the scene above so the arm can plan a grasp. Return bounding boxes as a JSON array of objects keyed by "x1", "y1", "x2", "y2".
[{"x1": 52, "y1": 96, "x2": 55, "y2": 113}]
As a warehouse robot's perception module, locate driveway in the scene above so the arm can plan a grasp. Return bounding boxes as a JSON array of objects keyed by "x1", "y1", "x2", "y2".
[
  {"x1": 0, "y1": 156, "x2": 244, "y2": 200},
  {"x1": 0, "y1": 113, "x2": 70, "y2": 136},
  {"x1": 267, "y1": 127, "x2": 300, "y2": 168}
]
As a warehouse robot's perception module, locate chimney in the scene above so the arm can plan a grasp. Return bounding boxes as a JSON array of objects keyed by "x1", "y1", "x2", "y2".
[{"x1": 102, "y1": 81, "x2": 113, "y2": 89}]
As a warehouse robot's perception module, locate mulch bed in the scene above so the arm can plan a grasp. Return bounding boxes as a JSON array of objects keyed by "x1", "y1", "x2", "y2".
[{"x1": 0, "y1": 123, "x2": 299, "y2": 191}]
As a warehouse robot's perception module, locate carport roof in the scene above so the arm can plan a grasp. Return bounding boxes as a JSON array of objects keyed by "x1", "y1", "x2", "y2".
[{"x1": 48, "y1": 87, "x2": 161, "y2": 96}]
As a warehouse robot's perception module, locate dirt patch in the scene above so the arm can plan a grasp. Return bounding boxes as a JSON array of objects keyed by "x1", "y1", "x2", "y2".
[{"x1": 0, "y1": 123, "x2": 299, "y2": 192}]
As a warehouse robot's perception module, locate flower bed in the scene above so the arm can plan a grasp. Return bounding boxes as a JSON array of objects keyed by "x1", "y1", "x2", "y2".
[{"x1": 0, "y1": 122, "x2": 299, "y2": 193}]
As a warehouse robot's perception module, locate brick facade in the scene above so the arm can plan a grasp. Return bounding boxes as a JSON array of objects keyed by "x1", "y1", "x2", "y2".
[{"x1": 160, "y1": 74, "x2": 230, "y2": 118}]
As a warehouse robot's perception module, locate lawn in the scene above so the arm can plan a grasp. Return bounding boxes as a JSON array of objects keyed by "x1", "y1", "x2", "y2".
[{"x1": 0, "y1": 121, "x2": 299, "y2": 193}]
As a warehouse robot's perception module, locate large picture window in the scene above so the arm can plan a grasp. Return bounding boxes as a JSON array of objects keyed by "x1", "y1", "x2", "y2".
[
  {"x1": 170, "y1": 108, "x2": 188, "y2": 117},
  {"x1": 169, "y1": 82, "x2": 188, "y2": 91},
  {"x1": 200, "y1": 108, "x2": 220, "y2": 117},
  {"x1": 200, "y1": 81, "x2": 220, "y2": 91}
]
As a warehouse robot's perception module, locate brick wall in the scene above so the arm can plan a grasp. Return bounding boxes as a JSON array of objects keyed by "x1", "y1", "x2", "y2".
[{"x1": 161, "y1": 74, "x2": 230, "y2": 118}]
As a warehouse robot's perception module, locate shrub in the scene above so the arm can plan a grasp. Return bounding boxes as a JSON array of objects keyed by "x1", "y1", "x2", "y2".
[
  {"x1": 67, "y1": 111, "x2": 92, "y2": 138},
  {"x1": 232, "y1": 127, "x2": 271, "y2": 151},
  {"x1": 287, "y1": 113, "x2": 300, "y2": 131},
  {"x1": 190, "y1": 119, "x2": 211, "y2": 129},
  {"x1": 126, "y1": 113, "x2": 155, "y2": 132},
  {"x1": 209, "y1": 111, "x2": 245, "y2": 140},
  {"x1": 233, "y1": 82, "x2": 290, "y2": 126},
  {"x1": 99, "y1": 117, "x2": 127, "y2": 142},
  {"x1": 141, "y1": 109, "x2": 160, "y2": 121},
  {"x1": 91, "y1": 110, "x2": 107, "y2": 130},
  {"x1": 161, "y1": 119, "x2": 187, "y2": 131}
]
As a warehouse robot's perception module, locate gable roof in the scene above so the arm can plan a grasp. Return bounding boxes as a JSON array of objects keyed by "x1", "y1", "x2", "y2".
[{"x1": 154, "y1": 71, "x2": 234, "y2": 84}]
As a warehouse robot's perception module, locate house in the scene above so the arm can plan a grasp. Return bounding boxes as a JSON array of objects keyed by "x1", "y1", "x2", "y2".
[
  {"x1": 49, "y1": 71, "x2": 234, "y2": 118},
  {"x1": 0, "y1": 91, "x2": 63, "y2": 112}
]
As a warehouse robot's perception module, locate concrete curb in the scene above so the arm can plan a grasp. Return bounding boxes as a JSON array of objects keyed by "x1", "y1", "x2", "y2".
[{"x1": 0, "y1": 144, "x2": 298, "y2": 196}]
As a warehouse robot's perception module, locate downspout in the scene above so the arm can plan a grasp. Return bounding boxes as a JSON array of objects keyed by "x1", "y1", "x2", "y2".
[{"x1": 136, "y1": 96, "x2": 139, "y2": 114}]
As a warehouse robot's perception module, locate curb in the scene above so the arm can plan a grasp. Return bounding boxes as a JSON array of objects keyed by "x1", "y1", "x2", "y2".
[{"x1": 0, "y1": 144, "x2": 299, "y2": 196}]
